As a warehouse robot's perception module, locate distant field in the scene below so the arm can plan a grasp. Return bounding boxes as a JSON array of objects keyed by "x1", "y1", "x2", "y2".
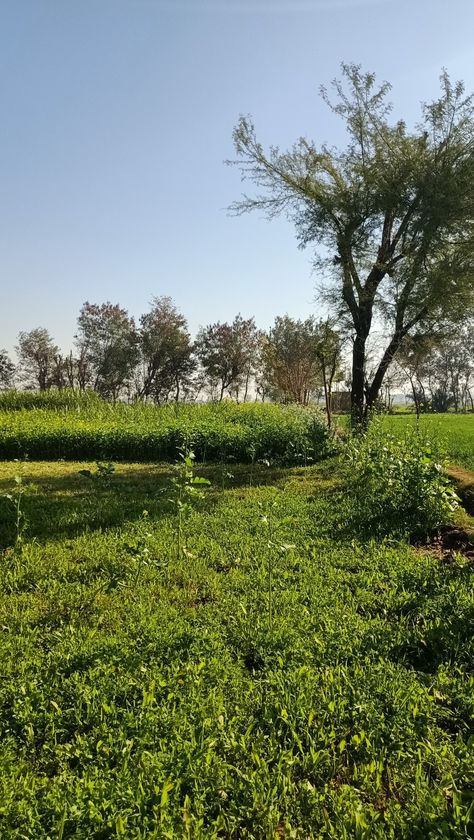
[{"x1": 384, "y1": 413, "x2": 474, "y2": 472}]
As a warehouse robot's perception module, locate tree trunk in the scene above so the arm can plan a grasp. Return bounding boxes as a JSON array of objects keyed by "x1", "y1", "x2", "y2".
[{"x1": 351, "y1": 333, "x2": 366, "y2": 426}]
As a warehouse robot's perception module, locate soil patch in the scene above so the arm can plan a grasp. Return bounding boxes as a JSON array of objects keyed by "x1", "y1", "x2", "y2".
[{"x1": 448, "y1": 465, "x2": 474, "y2": 516}]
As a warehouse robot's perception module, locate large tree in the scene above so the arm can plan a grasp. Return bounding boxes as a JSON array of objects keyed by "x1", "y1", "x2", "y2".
[
  {"x1": 230, "y1": 65, "x2": 474, "y2": 423},
  {"x1": 195, "y1": 314, "x2": 260, "y2": 401},
  {"x1": 260, "y1": 315, "x2": 323, "y2": 405}
]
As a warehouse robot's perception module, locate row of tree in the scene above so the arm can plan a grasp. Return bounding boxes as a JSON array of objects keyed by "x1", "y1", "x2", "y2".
[
  {"x1": 396, "y1": 324, "x2": 474, "y2": 415},
  {"x1": 2, "y1": 300, "x2": 473, "y2": 417},
  {"x1": 0, "y1": 298, "x2": 343, "y2": 423}
]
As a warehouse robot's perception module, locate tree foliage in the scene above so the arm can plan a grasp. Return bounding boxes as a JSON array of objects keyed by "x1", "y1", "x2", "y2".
[
  {"x1": 260, "y1": 316, "x2": 342, "y2": 422},
  {"x1": 138, "y1": 297, "x2": 195, "y2": 403},
  {"x1": 76, "y1": 302, "x2": 139, "y2": 402},
  {"x1": 0, "y1": 350, "x2": 15, "y2": 391},
  {"x1": 195, "y1": 315, "x2": 260, "y2": 401},
  {"x1": 16, "y1": 328, "x2": 59, "y2": 391},
  {"x1": 229, "y1": 64, "x2": 474, "y2": 422}
]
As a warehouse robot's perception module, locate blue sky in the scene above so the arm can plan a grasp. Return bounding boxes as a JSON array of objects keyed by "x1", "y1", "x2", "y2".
[{"x1": 1, "y1": 0, "x2": 474, "y2": 355}]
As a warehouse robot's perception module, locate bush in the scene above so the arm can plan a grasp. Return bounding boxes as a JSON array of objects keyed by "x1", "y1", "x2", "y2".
[{"x1": 342, "y1": 420, "x2": 459, "y2": 539}]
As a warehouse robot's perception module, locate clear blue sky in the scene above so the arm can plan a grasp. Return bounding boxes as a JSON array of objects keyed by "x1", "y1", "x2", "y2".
[{"x1": 1, "y1": 0, "x2": 474, "y2": 355}]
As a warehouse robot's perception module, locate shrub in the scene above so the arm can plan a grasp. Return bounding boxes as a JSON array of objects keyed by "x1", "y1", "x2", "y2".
[{"x1": 342, "y1": 420, "x2": 459, "y2": 539}]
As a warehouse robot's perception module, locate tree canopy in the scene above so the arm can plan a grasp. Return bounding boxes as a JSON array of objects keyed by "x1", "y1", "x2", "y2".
[{"x1": 229, "y1": 64, "x2": 474, "y2": 422}]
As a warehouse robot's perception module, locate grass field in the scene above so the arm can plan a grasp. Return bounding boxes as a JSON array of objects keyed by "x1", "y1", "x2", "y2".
[
  {"x1": 0, "y1": 457, "x2": 473, "y2": 838},
  {"x1": 384, "y1": 414, "x2": 474, "y2": 473}
]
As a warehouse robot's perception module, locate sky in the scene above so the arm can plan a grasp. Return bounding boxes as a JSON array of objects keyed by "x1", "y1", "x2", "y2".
[{"x1": 1, "y1": 0, "x2": 474, "y2": 356}]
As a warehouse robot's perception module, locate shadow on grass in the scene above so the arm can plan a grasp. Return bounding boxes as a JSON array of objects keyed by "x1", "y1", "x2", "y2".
[{"x1": 0, "y1": 462, "x2": 311, "y2": 548}]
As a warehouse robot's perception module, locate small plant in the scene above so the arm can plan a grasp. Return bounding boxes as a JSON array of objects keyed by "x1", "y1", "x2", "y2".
[
  {"x1": 1, "y1": 472, "x2": 30, "y2": 550},
  {"x1": 258, "y1": 497, "x2": 295, "y2": 636},
  {"x1": 167, "y1": 445, "x2": 210, "y2": 560},
  {"x1": 79, "y1": 461, "x2": 115, "y2": 489}
]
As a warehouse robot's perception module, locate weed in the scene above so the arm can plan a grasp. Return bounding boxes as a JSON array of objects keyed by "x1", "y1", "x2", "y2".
[
  {"x1": 78, "y1": 461, "x2": 115, "y2": 489},
  {"x1": 342, "y1": 420, "x2": 459, "y2": 539},
  {"x1": 167, "y1": 445, "x2": 210, "y2": 560},
  {"x1": 1, "y1": 468, "x2": 31, "y2": 550}
]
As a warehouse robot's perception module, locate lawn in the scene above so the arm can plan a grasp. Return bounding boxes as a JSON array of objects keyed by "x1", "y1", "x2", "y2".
[{"x1": 0, "y1": 458, "x2": 472, "y2": 838}]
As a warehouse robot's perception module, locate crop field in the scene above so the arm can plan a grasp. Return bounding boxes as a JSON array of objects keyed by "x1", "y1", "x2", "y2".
[
  {"x1": 384, "y1": 414, "x2": 474, "y2": 473},
  {"x1": 0, "y1": 400, "x2": 329, "y2": 465},
  {"x1": 0, "y1": 443, "x2": 473, "y2": 838}
]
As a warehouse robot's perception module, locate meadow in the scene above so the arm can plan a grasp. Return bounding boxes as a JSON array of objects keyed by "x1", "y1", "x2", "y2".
[{"x1": 0, "y1": 400, "x2": 473, "y2": 837}]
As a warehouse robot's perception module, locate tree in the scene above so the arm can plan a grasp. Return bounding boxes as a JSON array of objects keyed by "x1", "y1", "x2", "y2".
[
  {"x1": 0, "y1": 350, "x2": 15, "y2": 390},
  {"x1": 16, "y1": 328, "x2": 59, "y2": 391},
  {"x1": 138, "y1": 297, "x2": 195, "y2": 403},
  {"x1": 229, "y1": 65, "x2": 474, "y2": 424},
  {"x1": 259, "y1": 315, "x2": 341, "y2": 413},
  {"x1": 396, "y1": 334, "x2": 436, "y2": 416},
  {"x1": 397, "y1": 323, "x2": 474, "y2": 414},
  {"x1": 76, "y1": 302, "x2": 139, "y2": 402},
  {"x1": 195, "y1": 315, "x2": 260, "y2": 401}
]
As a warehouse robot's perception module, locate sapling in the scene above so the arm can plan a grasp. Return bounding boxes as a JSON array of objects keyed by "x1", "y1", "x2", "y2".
[
  {"x1": 1, "y1": 468, "x2": 32, "y2": 550},
  {"x1": 79, "y1": 461, "x2": 115, "y2": 489},
  {"x1": 167, "y1": 445, "x2": 210, "y2": 561}
]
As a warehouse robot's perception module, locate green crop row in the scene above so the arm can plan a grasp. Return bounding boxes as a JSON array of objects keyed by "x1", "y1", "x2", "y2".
[
  {"x1": 0, "y1": 388, "x2": 105, "y2": 411},
  {"x1": 0, "y1": 401, "x2": 330, "y2": 464}
]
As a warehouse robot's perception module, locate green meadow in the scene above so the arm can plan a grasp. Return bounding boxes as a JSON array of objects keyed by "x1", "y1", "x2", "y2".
[{"x1": 0, "y1": 404, "x2": 473, "y2": 837}]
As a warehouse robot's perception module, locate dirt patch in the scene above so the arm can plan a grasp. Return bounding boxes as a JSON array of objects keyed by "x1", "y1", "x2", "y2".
[
  {"x1": 417, "y1": 525, "x2": 474, "y2": 564},
  {"x1": 447, "y1": 466, "x2": 474, "y2": 516}
]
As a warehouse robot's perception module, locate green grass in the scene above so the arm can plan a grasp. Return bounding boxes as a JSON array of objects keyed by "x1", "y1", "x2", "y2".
[
  {"x1": 383, "y1": 414, "x2": 474, "y2": 472},
  {"x1": 336, "y1": 413, "x2": 474, "y2": 473},
  {"x1": 0, "y1": 460, "x2": 472, "y2": 837}
]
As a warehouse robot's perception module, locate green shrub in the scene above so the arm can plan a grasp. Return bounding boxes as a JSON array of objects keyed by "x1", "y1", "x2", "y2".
[{"x1": 342, "y1": 420, "x2": 459, "y2": 538}]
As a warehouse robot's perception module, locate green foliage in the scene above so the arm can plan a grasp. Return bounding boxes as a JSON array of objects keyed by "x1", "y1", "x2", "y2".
[
  {"x1": 166, "y1": 445, "x2": 210, "y2": 560},
  {"x1": 0, "y1": 460, "x2": 472, "y2": 836},
  {"x1": 342, "y1": 421, "x2": 459, "y2": 538},
  {"x1": 0, "y1": 401, "x2": 330, "y2": 465},
  {"x1": 78, "y1": 461, "x2": 116, "y2": 489},
  {"x1": 230, "y1": 66, "x2": 474, "y2": 421},
  {"x1": 0, "y1": 388, "x2": 105, "y2": 411},
  {"x1": 0, "y1": 471, "x2": 30, "y2": 550},
  {"x1": 383, "y1": 413, "x2": 474, "y2": 472}
]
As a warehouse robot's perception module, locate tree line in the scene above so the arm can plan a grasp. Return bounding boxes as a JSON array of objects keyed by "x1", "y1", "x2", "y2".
[
  {"x1": 0, "y1": 299, "x2": 343, "y2": 424},
  {"x1": 2, "y1": 299, "x2": 473, "y2": 416},
  {"x1": 2, "y1": 66, "x2": 474, "y2": 421}
]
